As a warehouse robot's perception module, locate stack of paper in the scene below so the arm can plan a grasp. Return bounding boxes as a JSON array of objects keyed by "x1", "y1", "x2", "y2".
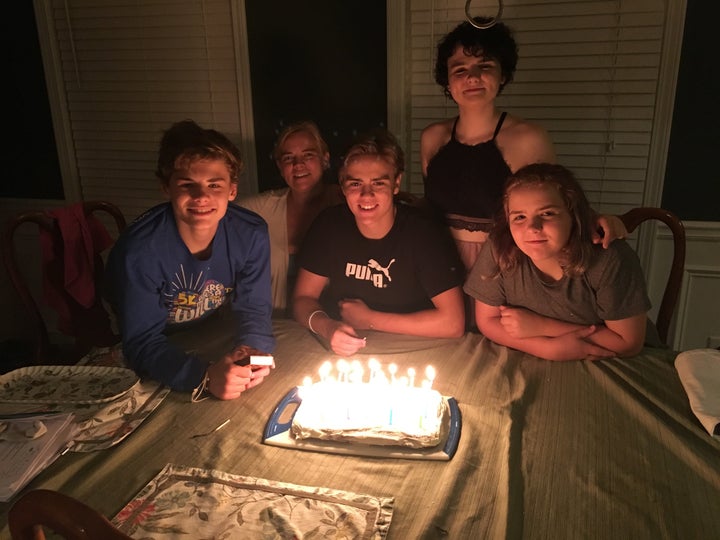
[{"x1": 0, "y1": 413, "x2": 78, "y2": 502}]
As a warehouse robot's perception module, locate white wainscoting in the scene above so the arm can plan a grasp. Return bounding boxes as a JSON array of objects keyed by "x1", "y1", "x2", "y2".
[
  {"x1": 669, "y1": 222, "x2": 720, "y2": 351},
  {"x1": 644, "y1": 220, "x2": 720, "y2": 351}
]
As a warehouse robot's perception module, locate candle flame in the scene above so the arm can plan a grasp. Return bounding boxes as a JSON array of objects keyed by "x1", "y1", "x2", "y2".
[
  {"x1": 303, "y1": 360, "x2": 439, "y2": 392},
  {"x1": 319, "y1": 361, "x2": 332, "y2": 382}
]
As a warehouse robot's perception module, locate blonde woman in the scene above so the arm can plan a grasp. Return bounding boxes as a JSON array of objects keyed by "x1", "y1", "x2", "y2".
[{"x1": 240, "y1": 121, "x2": 343, "y2": 315}]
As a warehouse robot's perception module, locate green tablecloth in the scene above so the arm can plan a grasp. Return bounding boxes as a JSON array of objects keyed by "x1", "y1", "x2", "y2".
[{"x1": 2, "y1": 319, "x2": 719, "y2": 539}]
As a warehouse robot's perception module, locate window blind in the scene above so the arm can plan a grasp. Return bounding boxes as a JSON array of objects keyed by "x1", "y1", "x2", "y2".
[
  {"x1": 48, "y1": 0, "x2": 244, "y2": 221},
  {"x1": 45, "y1": 0, "x2": 669, "y2": 220},
  {"x1": 408, "y1": 0, "x2": 666, "y2": 216}
]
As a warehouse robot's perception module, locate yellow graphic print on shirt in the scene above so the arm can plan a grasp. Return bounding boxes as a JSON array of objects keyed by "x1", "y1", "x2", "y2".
[{"x1": 164, "y1": 266, "x2": 232, "y2": 324}]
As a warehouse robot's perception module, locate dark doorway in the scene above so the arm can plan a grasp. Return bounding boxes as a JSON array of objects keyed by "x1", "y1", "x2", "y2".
[
  {"x1": 662, "y1": 0, "x2": 720, "y2": 221},
  {"x1": 245, "y1": 1, "x2": 387, "y2": 191},
  {"x1": 2, "y1": 2, "x2": 64, "y2": 199}
]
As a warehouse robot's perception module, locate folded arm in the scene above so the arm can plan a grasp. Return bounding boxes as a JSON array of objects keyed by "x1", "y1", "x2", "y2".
[
  {"x1": 494, "y1": 305, "x2": 645, "y2": 357},
  {"x1": 475, "y1": 301, "x2": 616, "y2": 361},
  {"x1": 584, "y1": 315, "x2": 646, "y2": 357}
]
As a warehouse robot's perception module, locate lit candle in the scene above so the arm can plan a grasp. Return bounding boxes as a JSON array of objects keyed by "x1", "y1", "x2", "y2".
[
  {"x1": 407, "y1": 368, "x2": 416, "y2": 388},
  {"x1": 388, "y1": 363, "x2": 397, "y2": 384},
  {"x1": 425, "y1": 365, "x2": 436, "y2": 389},
  {"x1": 319, "y1": 360, "x2": 332, "y2": 383},
  {"x1": 349, "y1": 360, "x2": 364, "y2": 384},
  {"x1": 368, "y1": 358, "x2": 380, "y2": 382},
  {"x1": 299, "y1": 376, "x2": 313, "y2": 399},
  {"x1": 336, "y1": 359, "x2": 349, "y2": 383}
]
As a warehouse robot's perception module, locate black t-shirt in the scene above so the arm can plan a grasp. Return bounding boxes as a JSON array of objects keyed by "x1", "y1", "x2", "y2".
[{"x1": 299, "y1": 204, "x2": 463, "y2": 318}]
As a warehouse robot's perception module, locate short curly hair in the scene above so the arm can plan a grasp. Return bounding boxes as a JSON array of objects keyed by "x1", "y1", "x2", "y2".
[{"x1": 434, "y1": 17, "x2": 518, "y2": 99}]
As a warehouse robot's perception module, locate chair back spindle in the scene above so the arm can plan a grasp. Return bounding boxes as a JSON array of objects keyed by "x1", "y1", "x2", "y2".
[{"x1": 619, "y1": 207, "x2": 686, "y2": 345}]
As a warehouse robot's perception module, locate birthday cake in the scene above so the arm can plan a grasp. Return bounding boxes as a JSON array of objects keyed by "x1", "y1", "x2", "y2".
[{"x1": 291, "y1": 381, "x2": 449, "y2": 449}]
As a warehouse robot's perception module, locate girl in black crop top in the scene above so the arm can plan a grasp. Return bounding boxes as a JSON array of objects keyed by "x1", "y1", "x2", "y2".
[{"x1": 421, "y1": 16, "x2": 626, "y2": 267}]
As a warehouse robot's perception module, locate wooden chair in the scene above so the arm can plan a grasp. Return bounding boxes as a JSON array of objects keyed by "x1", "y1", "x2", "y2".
[
  {"x1": 8, "y1": 489, "x2": 131, "y2": 540},
  {"x1": 619, "y1": 207, "x2": 686, "y2": 345},
  {"x1": 1, "y1": 201, "x2": 126, "y2": 365}
]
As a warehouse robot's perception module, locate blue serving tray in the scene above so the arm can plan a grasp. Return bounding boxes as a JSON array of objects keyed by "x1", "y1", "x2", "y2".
[{"x1": 263, "y1": 386, "x2": 461, "y2": 461}]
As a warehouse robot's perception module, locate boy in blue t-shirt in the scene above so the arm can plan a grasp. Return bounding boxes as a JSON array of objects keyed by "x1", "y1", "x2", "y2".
[{"x1": 107, "y1": 120, "x2": 275, "y2": 399}]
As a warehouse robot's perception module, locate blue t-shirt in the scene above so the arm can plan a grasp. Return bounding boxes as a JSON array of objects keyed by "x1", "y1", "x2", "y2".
[{"x1": 106, "y1": 203, "x2": 275, "y2": 391}]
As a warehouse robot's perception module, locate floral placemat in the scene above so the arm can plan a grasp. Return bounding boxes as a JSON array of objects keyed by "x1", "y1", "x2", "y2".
[
  {"x1": 72, "y1": 345, "x2": 169, "y2": 451},
  {"x1": 70, "y1": 379, "x2": 169, "y2": 452},
  {"x1": 113, "y1": 464, "x2": 394, "y2": 539},
  {"x1": 0, "y1": 346, "x2": 169, "y2": 452}
]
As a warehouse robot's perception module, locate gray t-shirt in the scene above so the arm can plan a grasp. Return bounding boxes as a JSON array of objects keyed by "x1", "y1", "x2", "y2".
[{"x1": 464, "y1": 240, "x2": 651, "y2": 326}]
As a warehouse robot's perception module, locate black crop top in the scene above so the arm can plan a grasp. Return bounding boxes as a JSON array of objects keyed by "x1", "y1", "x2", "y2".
[{"x1": 424, "y1": 112, "x2": 511, "y2": 221}]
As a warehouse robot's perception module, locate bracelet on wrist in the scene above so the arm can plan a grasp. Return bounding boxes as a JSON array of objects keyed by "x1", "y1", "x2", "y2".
[{"x1": 307, "y1": 309, "x2": 327, "y2": 334}]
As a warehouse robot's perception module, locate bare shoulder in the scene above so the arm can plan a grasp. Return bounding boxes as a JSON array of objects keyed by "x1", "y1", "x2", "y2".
[
  {"x1": 502, "y1": 114, "x2": 550, "y2": 139},
  {"x1": 420, "y1": 119, "x2": 454, "y2": 172},
  {"x1": 421, "y1": 119, "x2": 453, "y2": 151},
  {"x1": 498, "y1": 114, "x2": 556, "y2": 172}
]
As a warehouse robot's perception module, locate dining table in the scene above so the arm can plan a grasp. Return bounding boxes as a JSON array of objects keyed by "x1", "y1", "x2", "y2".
[{"x1": 1, "y1": 318, "x2": 719, "y2": 539}]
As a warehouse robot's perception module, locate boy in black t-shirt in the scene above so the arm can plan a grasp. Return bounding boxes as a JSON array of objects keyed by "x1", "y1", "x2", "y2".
[{"x1": 293, "y1": 130, "x2": 465, "y2": 356}]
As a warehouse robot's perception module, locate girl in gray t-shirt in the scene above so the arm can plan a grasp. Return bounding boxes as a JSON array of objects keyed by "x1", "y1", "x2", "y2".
[{"x1": 464, "y1": 163, "x2": 651, "y2": 361}]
